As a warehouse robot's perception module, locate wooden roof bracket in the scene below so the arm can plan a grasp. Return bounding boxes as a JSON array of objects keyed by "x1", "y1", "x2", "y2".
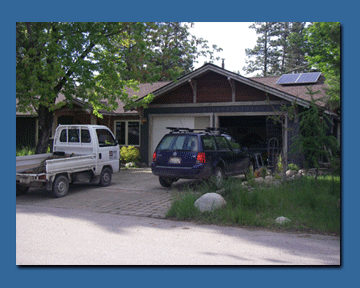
[
  {"x1": 188, "y1": 79, "x2": 197, "y2": 103},
  {"x1": 228, "y1": 77, "x2": 236, "y2": 102}
]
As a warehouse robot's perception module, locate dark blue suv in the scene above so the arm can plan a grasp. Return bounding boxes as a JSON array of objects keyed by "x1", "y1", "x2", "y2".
[{"x1": 151, "y1": 127, "x2": 255, "y2": 188}]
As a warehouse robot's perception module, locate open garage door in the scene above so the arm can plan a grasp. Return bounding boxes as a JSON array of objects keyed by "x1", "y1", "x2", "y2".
[
  {"x1": 219, "y1": 116, "x2": 282, "y2": 166},
  {"x1": 149, "y1": 115, "x2": 210, "y2": 164}
]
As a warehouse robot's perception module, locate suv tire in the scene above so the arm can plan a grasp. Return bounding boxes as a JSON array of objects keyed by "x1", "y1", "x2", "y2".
[{"x1": 159, "y1": 177, "x2": 173, "y2": 188}]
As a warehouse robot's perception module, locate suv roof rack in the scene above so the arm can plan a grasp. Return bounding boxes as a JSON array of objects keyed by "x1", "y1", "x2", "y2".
[{"x1": 166, "y1": 127, "x2": 228, "y2": 134}]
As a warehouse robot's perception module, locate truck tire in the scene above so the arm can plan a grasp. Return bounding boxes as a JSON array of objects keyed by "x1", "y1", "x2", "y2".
[
  {"x1": 52, "y1": 175, "x2": 69, "y2": 198},
  {"x1": 99, "y1": 167, "x2": 112, "y2": 186},
  {"x1": 16, "y1": 184, "x2": 29, "y2": 196}
]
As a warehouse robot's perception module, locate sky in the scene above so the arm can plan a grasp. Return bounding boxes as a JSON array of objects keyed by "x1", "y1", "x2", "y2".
[{"x1": 189, "y1": 22, "x2": 258, "y2": 76}]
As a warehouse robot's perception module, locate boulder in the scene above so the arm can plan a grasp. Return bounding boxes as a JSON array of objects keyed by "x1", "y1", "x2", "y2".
[
  {"x1": 275, "y1": 216, "x2": 291, "y2": 224},
  {"x1": 286, "y1": 170, "x2": 297, "y2": 177},
  {"x1": 298, "y1": 169, "x2": 306, "y2": 176},
  {"x1": 194, "y1": 193, "x2": 227, "y2": 213}
]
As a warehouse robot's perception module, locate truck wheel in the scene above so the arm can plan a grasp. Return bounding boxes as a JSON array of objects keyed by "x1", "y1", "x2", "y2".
[
  {"x1": 16, "y1": 185, "x2": 29, "y2": 196},
  {"x1": 159, "y1": 177, "x2": 173, "y2": 188},
  {"x1": 99, "y1": 167, "x2": 112, "y2": 186},
  {"x1": 52, "y1": 175, "x2": 69, "y2": 198},
  {"x1": 212, "y1": 167, "x2": 224, "y2": 189}
]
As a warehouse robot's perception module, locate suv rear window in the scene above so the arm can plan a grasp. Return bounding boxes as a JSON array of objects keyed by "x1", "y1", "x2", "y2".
[{"x1": 158, "y1": 135, "x2": 198, "y2": 151}]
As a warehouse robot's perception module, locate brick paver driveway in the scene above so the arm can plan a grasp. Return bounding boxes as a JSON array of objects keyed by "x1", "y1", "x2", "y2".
[{"x1": 16, "y1": 168, "x2": 197, "y2": 219}]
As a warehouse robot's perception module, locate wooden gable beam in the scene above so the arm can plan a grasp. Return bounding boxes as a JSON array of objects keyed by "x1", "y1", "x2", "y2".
[
  {"x1": 228, "y1": 77, "x2": 235, "y2": 102},
  {"x1": 188, "y1": 79, "x2": 197, "y2": 103}
]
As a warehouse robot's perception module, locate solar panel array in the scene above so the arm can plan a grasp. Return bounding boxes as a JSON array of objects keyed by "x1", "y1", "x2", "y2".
[{"x1": 276, "y1": 72, "x2": 321, "y2": 85}]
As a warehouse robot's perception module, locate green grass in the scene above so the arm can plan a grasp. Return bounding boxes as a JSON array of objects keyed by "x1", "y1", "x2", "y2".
[
  {"x1": 16, "y1": 147, "x2": 36, "y2": 156},
  {"x1": 167, "y1": 175, "x2": 341, "y2": 235}
]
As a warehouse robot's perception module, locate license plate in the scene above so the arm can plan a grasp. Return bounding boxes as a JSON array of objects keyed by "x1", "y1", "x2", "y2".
[{"x1": 169, "y1": 157, "x2": 181, "y2": 164}]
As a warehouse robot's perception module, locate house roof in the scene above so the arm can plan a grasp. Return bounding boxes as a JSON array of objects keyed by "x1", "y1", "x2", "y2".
[
  {"x1": 17, "y1": 64, "x2": 331, "y2": 118},
  {"x1": 139, "y1": 63, "x2": 329, "y2": 108}
]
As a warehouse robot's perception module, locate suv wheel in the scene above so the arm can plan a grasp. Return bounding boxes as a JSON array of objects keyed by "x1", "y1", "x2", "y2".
[
  {"x1": 212, "y1": 167, "x2": 224, "y2": 189},
  {"x1": 159, "y1": 177, "x2": 174, "y2": 188}
]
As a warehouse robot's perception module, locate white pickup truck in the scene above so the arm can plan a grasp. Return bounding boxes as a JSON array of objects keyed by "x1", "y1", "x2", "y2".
[{"x1": 16, "y1": 125, "x2": 120, "y2": 198}]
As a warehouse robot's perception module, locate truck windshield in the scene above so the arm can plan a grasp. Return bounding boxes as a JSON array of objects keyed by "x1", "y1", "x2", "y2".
[{"x1": 96, "y1": 129, "x2": 117, "y2": 147}]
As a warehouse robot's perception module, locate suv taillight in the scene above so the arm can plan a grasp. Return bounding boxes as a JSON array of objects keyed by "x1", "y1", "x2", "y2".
[
  {"x1": 153, "y1": 152, "x2": 157, "y2": 162},
  {"x1": 196, "y1": 152, "x2": 206, "y2": 164}
]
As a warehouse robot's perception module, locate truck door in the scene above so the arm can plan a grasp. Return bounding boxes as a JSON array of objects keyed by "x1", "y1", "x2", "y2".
[{"x1": 95, "y1": 128, "x2": 120, "y2": 173}]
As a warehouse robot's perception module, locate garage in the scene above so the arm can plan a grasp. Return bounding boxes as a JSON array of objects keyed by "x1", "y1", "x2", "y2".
[
  {"x1": 148, "y1": 115, "x2": 211, "y2": 163},
  {"x1": 219, "y1": 115, "x2": 283, "y2": 166}
]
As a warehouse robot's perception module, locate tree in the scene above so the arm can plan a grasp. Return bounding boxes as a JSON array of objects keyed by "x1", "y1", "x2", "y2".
[
  {"x1": 290, "y1": 87, "x2": 339, "y2": 180},
  {"x1": 119, "y1": 22, "x2": 222, "y2": 83},
  {"x1": 243, "y1": 22, "x2": 310, "y2": 76},
  {"x1": 304, "y1": 22, "x2": 341, "y2": 111},
  {"x1": 16, "y1": 22, "x2": 221, "y2": 154},
  {"x1": 243, "y1": 22, "x2": 281, "y2": 77},
  {"x1": 285, "y1": 22, "x2": 309, "y2": 73}
]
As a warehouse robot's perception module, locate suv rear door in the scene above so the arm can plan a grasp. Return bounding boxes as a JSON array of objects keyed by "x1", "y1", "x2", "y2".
[{"x1": 155, "y1": 134, "x2": 198, "y2": 168}]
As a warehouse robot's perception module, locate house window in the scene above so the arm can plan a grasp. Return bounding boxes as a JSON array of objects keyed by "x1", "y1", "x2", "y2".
[{"x1": 115, "y1": 121, "x2": 140, "y2": 146}]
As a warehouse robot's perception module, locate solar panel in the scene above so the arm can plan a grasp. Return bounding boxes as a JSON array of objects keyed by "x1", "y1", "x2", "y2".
[
  {"x1": 276, "y1": 74, "x2": 301, "y2": 84},
  {"x1": 276, "y1": 72, "x2": 321, "y2": 85},
  {"x1": 296, "y1": 72, "x2": 321, "y2": 84}
]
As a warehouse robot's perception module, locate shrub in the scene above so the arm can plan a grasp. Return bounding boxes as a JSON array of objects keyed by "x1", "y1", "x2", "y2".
[
  {"x1": 120, "y1": 146, "x2": 140, "y2": 164},
  {"x1": 288, "y1": 163, "x2": 300, "y2": 171},
  {"x1": 16, "y1": 147, "x2": 35, "y2": 156}
]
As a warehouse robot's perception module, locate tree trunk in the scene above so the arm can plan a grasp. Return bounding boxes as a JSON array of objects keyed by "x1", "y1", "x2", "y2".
[{"x1": 35, "y1": 105, "x2": 54, "y2": 154}]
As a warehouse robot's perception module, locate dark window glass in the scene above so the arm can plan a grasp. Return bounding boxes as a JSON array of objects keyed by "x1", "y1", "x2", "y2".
[
  {"x1": 128, "y1": 122, "x2": 140, "y2": 146},
  {"x1": 201, "y1": 135, "x2": 217, "y2": 151},
  {"x1": 81, "y1": 129, "x2": 91, "y2": 143},
  {"x1": 115, "y1": 122, "x2": 126, "y2": 145},
  {"x1": 184, "y1": 136, "x2": 198, "y2": 151},
  {"x1": 215, "y1": 136, "x2": 231, "y2": 151},
  {"x1": 60, "y1": 130, "x2": 67, "y2": 142},
  {"x1": 68, "y1": 129, "x2": 80, "y2": 143},
  {"x1": 96, "y1": 129, "x2": 117, "y2": 147}
]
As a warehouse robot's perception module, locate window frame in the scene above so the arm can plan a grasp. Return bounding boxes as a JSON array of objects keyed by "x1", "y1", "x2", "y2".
[{"x1": 114, "y1": 120, "x2": 141, "y2": 147}]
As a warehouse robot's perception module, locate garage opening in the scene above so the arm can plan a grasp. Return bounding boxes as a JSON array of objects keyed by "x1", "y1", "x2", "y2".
[{"x1": 219, "y1": 116, "x2": 283, "y2": 166}]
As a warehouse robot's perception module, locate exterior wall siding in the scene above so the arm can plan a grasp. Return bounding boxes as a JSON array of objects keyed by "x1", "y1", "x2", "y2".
[
  {"x1": 235, "y1": 82, "x2": 279, "y2": 101},
  {"x1": 151, "y1": 83, "x2": 193, "y2": 104},
  {"x1": 196, "y1": 72, "x2": 232, "y2": 102}
]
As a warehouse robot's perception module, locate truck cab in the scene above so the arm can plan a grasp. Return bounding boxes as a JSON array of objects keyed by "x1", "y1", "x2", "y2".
[{"x1": 16, "y1": 125, "x2": 120, "y2": 198}]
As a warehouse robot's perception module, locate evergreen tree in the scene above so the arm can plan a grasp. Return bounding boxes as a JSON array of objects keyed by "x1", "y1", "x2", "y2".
[
  {"x1": 286, "y1": 22, "x2": 309, "y2": 73},
  {"x1": 243, "y1": 22, "x2": 309, "y2": 76},
  {"x1": 290, "y1": 87, "x2": 339, "y2": 180},
  {"x1": 242, "y1": 22, "x2": 281, "y2": 77}
]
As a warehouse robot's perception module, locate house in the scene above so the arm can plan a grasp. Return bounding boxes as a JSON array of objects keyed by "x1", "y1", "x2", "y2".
[{"x1": 16, "y1": 63, "x2": 339, "y2": 168}]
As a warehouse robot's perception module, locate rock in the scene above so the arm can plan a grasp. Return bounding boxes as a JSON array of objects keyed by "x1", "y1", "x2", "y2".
[
  {"x1": 298, "y1": 169, "x2": 306, "y2": 176},
  {"x1": 194, "y1": 193, "x2": 227, "y2": 213},
  {"x1": 125, "y1": 162, "x2": 136, "y2": 168},
  {"x1": 286, "y1": 170, "x2": 297, "y2": 177},
  {"x1": 265, "y1": 175, "x2": 274, "y2": 182},
  {"x1": 275, "y1": 216, "x2": 291, "y2": 224},
  {"x1": 254, "y1": 178, "x2": 265, "y2": 184}
]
